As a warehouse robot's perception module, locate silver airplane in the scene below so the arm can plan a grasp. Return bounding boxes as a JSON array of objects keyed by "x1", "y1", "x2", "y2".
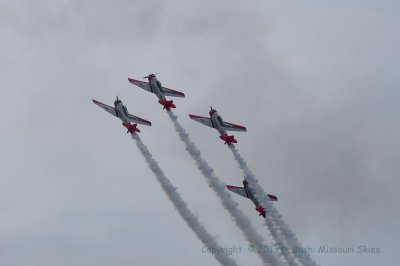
[
  {"x1": 128, "y1": 74, "x2": 185, "y2": 110},
  {"x1": 189, "y1": 107, "x2": 247, "y2": 145},
  {"x1": 226, "y1": 179, "x2": 278, "y2": 218},
  {"x1": 92, "y1": 97, "x2": 151, "y2": 134}
]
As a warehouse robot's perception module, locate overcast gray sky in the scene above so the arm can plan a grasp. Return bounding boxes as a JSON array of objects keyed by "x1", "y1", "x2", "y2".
[{"x1": 1, "y1": 0, "x2": 399, "y2": 265}]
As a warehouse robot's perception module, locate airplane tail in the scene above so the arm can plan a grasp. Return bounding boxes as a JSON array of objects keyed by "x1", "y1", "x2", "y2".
[
  {"x1": 158, "y1": 99, "x2": 176, "y2": 110},
  {"x1": 220, "y1": 134, "x2": 237, "y2": 145},
  {"x1": 122, "y1": 123, "x2": 140, "y2": 134},
  {"x1": 255, "y1": 206, "x2": 267, "y2": 218}
]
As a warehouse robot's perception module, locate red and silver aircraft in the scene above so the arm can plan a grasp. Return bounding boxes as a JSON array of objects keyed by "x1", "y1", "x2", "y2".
[
  {"x1": 92, "y1": 97, "x2": 151, "y2": 134},
  {"x1": 128, "y1": 74, "x2": 185, "y2": 110},
  {"x1": 189, "y1": 107, "x2": 247, "y2": 145},
  {"x1": 226, "y1": 179, "x2": 278, "y2": 218}
]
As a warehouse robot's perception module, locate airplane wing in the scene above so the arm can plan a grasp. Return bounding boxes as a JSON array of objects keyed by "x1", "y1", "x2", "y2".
[
  {"x1": 189, "y1": 114, "x2": 214, "y2": 128},
  {"x1": 92, "y1": 99, "x2": 117, "y2": 117},
  {"x1": 162, "y1": 87, "x2": 185, "y2": 98},
  {"x1": 127, "y1": 113, "x2": 152, "y2": 126},
  {"x1": 128, "y1": 78, "x2": 152, "y2": 93},
  {"x1": 267, "y1": 194, "x2": 278, "y2": 201},
  {"x1": 221, "y1": 121, "x2": 247, "y2": 132},
  {"x1": 226, "y1": 185, "x2": 249, "y2": 198}
]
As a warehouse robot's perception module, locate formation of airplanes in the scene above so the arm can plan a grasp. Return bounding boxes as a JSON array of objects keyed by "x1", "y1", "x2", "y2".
[
  {"x1": 93, "y1": 74, "x2": 277, "y2": 219},
  {"x1": 189, "y1": 107, "x2": 247, "y2": 145}
]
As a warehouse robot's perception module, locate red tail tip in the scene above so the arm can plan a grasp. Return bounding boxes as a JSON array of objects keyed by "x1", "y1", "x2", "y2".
[
  {"x1": 219, "y1": 134, "x2": 237, "y2": 145},
  {"x1": 122, "y1": 123, "x2": 140, "y2": 134},
  {"x1": 158, "y1": 100, "x2": 176, "y2": 110},
  {"x1": 255, "y1": 206, "x2": 267, "y2": 218}
]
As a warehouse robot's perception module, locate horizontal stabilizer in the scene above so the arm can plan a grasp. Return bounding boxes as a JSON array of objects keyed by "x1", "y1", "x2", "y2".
[
  {"x1": 158, "y1": 99, "x2": 176, "y2": 110},
  {"x1": 220, "y1": 134, "x2": 237, "y2": 145},
  {"x1": 255, "y1": 206, "x2": 267, "y2": 218},
  {"x1": 122, "y1": 123, "x2": 140, "y2": 134}
]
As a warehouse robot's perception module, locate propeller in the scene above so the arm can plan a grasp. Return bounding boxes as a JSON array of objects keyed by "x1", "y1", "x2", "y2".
[
  {"x1": 209, "y1": 106, "x2": 216, "y2": 114},
  {"x1": 114, "y1": 96, "x2": 121, "y2": 108},
  {"x1": 144, "y1": 73, "x2": 158, "y2": 79}
]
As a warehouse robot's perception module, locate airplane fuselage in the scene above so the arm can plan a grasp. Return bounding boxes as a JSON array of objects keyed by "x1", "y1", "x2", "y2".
[
  {"x1": 243, "y1": 186, "x2": 261, "y2": 208},
  {"x1": 148, "y1": 76, "x2": 166, "y2": 101},
  {"x1": 210, "y1": 111, "x2": 227, "y2": 136},
  {"x1": 114, "y1": 102, "x2": 131, "y2": 124}
]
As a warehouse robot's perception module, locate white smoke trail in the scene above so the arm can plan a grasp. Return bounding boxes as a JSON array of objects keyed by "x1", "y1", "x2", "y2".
[
  {"x1": 266, "y1": 218, "x2": 298, "y2": 266},
  {"x1": 132, "y1": 134, "x2": 237, "y2": 266},
  {"x1": 167, "y1": 111, "x2": 284, "y2": 266},
  {"x1": 228, "y1": 145, "x2": 317, "y2": 266}
]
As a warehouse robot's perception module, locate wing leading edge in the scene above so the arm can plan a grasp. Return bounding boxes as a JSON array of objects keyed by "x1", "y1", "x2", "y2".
[
  {"x1": 162, "y1": 87, "x2": 185, "y2": 97},
  {"x1": 128, "y1": 78, "x2": 152, "y2": 93},
  {"x1": 128, "y1": 113, "x2": 152, "y2": 126},
  {"x1": 128, "y1": 78, "x2": 185, "y2": 98},
  {"x1": 226, "y1": 185, "x2": 249, "y2": 198},
  {"x1": 189, "y1": 114, "x2": 214, "y2": 128},
  {"x1": 221, "y1": 121, "x2": 247, "y2": 132},
  {"x1": 92, "y1": 99, "x2": 117, "y2": 117}
]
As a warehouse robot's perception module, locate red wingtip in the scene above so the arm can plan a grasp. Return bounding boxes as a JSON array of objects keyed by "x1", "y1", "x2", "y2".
[
  {"x1": 268, "y1": 194, "x2": 278, "y2": 201},
  {"x1": 189, "y1": 114, "x2": 209, "y2": 119},
  {"x1": 226, "y1": 185, "x2": 245, "y2": 189},
  {"x1": 128, "y1": 78, "x2": 148, "y2": 84}
]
